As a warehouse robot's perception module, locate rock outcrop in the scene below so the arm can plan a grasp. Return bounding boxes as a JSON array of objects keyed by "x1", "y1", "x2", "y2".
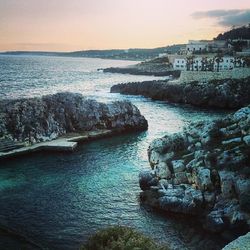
[
  {"x1": 0, "y1": 92, "x2": 148, "y2": 144},
  {"x1": 111, "y1": 77, "x2": 250, "y2": 109},
  {"x1": 103, "y1": 67, "x2": 180, "y2": 77},
  {"x1": 222, "y1": 232, "x2": 250, "y2": 250},
  {"x1": 139, "y1": 106, "x2": 250, "y2": 239},
  {"x1": 102, "y1": 57, "x2": 180, "y2": 77}
]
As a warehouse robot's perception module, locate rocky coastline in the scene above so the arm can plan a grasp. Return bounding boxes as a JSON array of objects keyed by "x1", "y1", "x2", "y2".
[
  {"x1": 222, "y1": 232, "x2": 250, "y2": 249},
  {"x1": 139, "y1": 105, "x2": 250, "y2": 241},
  {"x1": 102, "y1": 66, "x2": 180, "y2": 77},
  {"x1": 0, "y1": 92, "x2": 148, "y2": 145},
  {"x1": 101, "y1": 57, "x2": 180, "y2": 77},
  {"x1": 111, "y1": 77, "x2": 250, "y2": 109}
]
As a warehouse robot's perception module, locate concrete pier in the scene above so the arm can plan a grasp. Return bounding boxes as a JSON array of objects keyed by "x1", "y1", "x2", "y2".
[{"x1": 0, "y1": 129, "x2": 113, "y2": 160}]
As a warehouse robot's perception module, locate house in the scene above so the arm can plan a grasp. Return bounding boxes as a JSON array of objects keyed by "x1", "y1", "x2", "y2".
[
  {"x1": 213, "y1": 56, "x2": 234, "y2": 71},
  {"x1": 186, "y1": 40, "x2": 208, "y2": 53},
  {"x1": 173, "y1": 58, "x2": 187, "y2": 70},
  {"x1": 186, "y1": 40, "x2": 228, "y2": 54},
  {"x1": 207, "y1": 40, "x2": 227, "y2": 52},
  {"x1": 173, "y1": 56, "x2": 244, "y2": 71}
]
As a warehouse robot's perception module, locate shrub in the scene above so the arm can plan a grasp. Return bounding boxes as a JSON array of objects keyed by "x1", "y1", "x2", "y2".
[{"x1": 81, "y1": 226, "x2": 169, "y2": 250}]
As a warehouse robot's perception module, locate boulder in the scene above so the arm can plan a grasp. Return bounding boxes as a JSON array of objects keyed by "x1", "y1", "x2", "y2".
[{"x1": 139, "y1": 170, "x2": 158, "y2": 191}]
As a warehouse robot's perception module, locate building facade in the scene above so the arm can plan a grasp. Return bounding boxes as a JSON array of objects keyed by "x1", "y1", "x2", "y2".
[
  {"x1": 186, "y1": 40, "x2": 228, "y2": 54},
  {"x1": 186, "y1": 40, "x2": 208, "y2": 53},
  {"x1": 173, "y1": 56, "x2": 244, "y2": 71}
]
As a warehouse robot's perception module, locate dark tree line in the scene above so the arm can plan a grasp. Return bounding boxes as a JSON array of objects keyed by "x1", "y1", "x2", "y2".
[{"x1": 215, "y1": 25, "x2": 250, "y2": 40}]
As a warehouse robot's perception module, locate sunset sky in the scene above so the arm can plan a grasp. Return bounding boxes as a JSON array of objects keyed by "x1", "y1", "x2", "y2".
[{"x1": 0, "y1": 0, "x2": 250, "y2": 52}]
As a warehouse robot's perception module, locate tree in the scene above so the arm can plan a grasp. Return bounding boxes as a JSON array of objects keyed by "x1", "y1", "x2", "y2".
[
  {"x1": 201, "y1": 57, "x2": 208, "y2": 71},
  {"x1": 186, "y1": 55, "x2": 194, "y2": 71},
  {"x1": 186, "y1": 57, "x2": 191, "y2": 71},
  {"x1": 207, "y1": 58, "x2": 214, "y2": 71},
  {"x1": 215, "y1": 53, "x2": 223, "y2": 72},
  {"x1": 244, "y1": 57, "x2": 250, "y2": 67},
  {"x1": 236, "y1": 57, "x2": 244, "y2": 68}
]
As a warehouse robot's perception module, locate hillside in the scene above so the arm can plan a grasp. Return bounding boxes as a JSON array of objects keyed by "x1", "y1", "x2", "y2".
[
  {"x1": 0, "y1": 44, "x2": 186, "y2": 61},
  {"x1": 215, "y1": 25, "x2": 250, "y2": 40}
]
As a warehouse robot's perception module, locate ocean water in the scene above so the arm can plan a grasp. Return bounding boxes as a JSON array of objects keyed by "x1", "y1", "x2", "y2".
[{"x1": 0, "y1": 55, "x2": 228, "y2": 250}]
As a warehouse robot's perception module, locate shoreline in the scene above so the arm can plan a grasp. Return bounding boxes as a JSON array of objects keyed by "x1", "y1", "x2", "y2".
[
  {"x1": 0, "y1": 92, "x2": 148, "y2": 160},
  {"x1": 139, "y1": 105, "x2": 250, "y2": 242},
  {"x1": 0, "y1": 129, "x2": 146, "y2": 160},
  {"x1": 111, "y1": 77, "x2": 250, "y2": 109}
]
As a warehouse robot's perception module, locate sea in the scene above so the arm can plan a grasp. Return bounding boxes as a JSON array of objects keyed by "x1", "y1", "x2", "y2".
[{"x1": 0, "y1": 55, "x2": 228, "y2": 250}]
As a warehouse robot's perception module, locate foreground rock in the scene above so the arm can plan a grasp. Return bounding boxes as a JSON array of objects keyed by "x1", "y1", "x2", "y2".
[
  {"x1": 0, "y1": 92, "x2": 148, "y2": 144},
  {"x1": 222, "y1": 232, "x2": 250, "y2": 250},
  {"x1": 139, "y1": 105, "x2": 250, "y2": 240},
  {"x1": 102, "y1": 57, "x2": 180, "y2": 77},
  {"x1": 111, "y1": 77, "x2": 250, "y2": 109}
]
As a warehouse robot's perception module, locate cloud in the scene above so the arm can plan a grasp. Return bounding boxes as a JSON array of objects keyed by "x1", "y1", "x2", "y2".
[{"x1": 191, "y1": 9, "x2": 250, "y2": 27}]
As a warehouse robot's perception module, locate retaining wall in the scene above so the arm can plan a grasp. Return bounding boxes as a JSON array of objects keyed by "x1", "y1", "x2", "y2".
[{"x1": 180, "y1": 68, "x2": 250, "y2": 82}]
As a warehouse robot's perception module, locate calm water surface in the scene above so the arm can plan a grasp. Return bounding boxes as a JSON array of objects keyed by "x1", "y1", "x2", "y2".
[{"x1": 0, "y1": 55, "x2": 228, "y2": 249}]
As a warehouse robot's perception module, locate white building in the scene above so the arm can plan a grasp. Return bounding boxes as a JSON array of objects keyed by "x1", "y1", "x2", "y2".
[
  {"x1": 186, "y1": 40, "x2": 208, "y2": 53},
  {"x1": 186, "y1": 40, "x2": 228, "y2": 54},
  {"x1": 173, "y1": 58, "x2": 186, "y2": 70},
  {"x1": 173, "y1": 56, "x2": 243, "y2": 71},
  {"x1": 213, "y1": 56, "x2": 234, "y2": 71},
  {"x1": 158, "y1": 53, "x2": 167, "y2": 58}
]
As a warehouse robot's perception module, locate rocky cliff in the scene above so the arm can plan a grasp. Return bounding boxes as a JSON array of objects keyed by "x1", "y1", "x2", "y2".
[
  {"x1": 111, "y1": 77, "x2": 250, "y2": 109},
  {"x1": 139, "y1": 106, "x2": 250, "y2": 240},
  {"x1": 0, "y1": 92, "x2": 148, "y2": 144}
]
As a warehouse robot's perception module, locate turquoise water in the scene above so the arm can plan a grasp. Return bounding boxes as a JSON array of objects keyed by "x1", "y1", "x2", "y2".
[{"x1": 0, "y1": 55, "x2": 228, "y2": 249}]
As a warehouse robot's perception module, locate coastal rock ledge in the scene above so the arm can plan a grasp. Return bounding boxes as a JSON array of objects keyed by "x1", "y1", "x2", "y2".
[
  {"x1": 222, "y1": 232, "x2": 250, "y2": 250},
  {"x1": 0, "y1": 92, "x2": 148, "y2": 144},
  {"x1": 111, "y1": 77, "x2": 250, "y2": 109},
  {"x1": 139, "y1": 105, "x2": 250, "y2": 240}
]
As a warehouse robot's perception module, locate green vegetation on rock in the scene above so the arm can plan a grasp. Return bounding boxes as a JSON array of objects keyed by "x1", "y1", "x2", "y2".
[{"x1": 81, "y1": 226, "x2": 169, "y2": 250}]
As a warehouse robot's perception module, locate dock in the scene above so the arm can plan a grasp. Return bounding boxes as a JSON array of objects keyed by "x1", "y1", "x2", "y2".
[{"x1": 0, "y1": 129, "x2": 113, "y2": 160}]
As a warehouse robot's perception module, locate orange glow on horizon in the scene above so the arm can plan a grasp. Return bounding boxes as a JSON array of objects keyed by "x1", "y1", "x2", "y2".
[{"x1": 0, "y1": 0, "x2": 249, "y2": 52}]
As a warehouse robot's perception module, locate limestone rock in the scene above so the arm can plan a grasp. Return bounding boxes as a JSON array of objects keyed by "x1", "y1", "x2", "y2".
[
  {"x1": 111, "y1": 77, "x2": 250, "y2": 109},
  {"x1": 139, "y1": 105, "x2": 250, "y2": 239},
  {"x1": 0, "y1": 92, "x2": 148, "y2": 144},
  {"x1": 222, "y1": 232, "x2": 250, "y2": 250}
]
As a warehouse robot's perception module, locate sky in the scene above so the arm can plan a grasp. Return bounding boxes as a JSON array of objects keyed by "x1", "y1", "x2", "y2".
[{"x1": 0, "y1": 0, "x2": 250, "y2": 52}]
